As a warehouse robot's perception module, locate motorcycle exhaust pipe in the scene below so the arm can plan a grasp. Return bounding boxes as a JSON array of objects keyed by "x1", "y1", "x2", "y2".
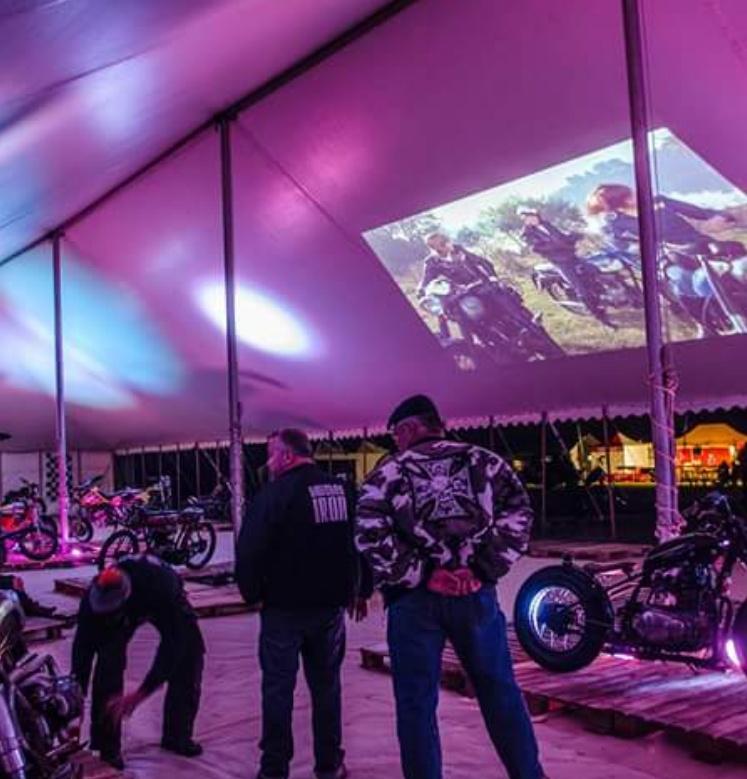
[{"x1": 0, "y1": 688, "x2": 27, "y2": 779}]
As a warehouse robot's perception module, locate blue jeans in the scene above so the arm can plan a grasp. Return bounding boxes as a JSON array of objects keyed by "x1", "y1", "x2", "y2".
[
  {"x1": 259, "y1": 607, "x2": 346, "y2": 778},
  {"x1": 387, "y1": 586, "x2": 543, "y2": 779}
]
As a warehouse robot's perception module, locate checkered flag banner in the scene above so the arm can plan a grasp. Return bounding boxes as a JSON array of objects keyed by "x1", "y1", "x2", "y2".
[{"x1": 44, "y1": 452, "x2": 73, "y2": 503}]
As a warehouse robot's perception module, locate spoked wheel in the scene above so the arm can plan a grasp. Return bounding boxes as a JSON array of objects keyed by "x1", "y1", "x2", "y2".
[
  {"x1": 514, "y1": 566, "x2": 612, "y2": 672},
  {"x1": 98, "y1": 530, "x2": 139, "y2": 570},
  {"x1": 184, "y1": 521, "x2": 217, "y2": 570},
  {"x1": 70, "y1": 515, "x2": 94, "y2": 544},
  {"x1": 18, "y1": 527, "x2": 58, "y2": 561}
]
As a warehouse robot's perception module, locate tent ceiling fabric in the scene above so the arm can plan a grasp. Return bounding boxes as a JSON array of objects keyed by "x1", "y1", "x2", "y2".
[{"x1": 2, "y1": 0, "x2": 747, "y2": 451}]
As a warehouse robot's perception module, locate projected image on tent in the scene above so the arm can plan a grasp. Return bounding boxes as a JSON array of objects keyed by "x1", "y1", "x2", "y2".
[{"x1": 364, "y1": 129, "x2": 747, "y2": 369}]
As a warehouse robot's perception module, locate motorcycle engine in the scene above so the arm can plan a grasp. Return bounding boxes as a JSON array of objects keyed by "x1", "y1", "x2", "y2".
[
  {"x1": 629, "y1": 564, "x2": 717, "y2": 651},
  {"x1": 0, "y1": 592, "x2": 83, "y2": 779}
]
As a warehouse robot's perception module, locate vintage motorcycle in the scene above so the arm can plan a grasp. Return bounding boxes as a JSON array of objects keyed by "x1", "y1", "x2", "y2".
[
  {"x1": 96, "y1": 503, "x2": 217, "y2": 571},
  {"x1": 531, "y1": 250, "x2": 643, "y2": 322},
  {"x1": 420, "y1": 277, "x2": 565, "y2": 362},
  {"x1": 0, "y1": 496, "x2": 58, "y2": 563},
  {"x1": 661, "y1": 240, "x2": 747, "y2": 336},
  {"x1": 514, "y1": 491, "x2": 747, "y2": 673},
  {"x1": 0, "y1": 590, "x2": 83, "y2": 779}
]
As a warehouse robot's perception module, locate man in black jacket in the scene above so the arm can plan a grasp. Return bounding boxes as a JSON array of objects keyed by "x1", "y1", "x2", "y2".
[
  {"x1": 71, "y1": 555, "x2": 205, "y2": 769},
  {"x1": 236, "y1": 428, "x2": 370, "y2": 779}
]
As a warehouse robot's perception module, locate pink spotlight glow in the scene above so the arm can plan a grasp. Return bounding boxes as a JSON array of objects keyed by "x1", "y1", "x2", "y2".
[
  {"x1": 70, "y1": 548, "x2": 84, "y2": 559},
  {"x1": 611, "y1": 653, "x2": 636, "y2": 661},
  {"x1": 725, "y1": 639, "x2": 741, "y2": 668}
]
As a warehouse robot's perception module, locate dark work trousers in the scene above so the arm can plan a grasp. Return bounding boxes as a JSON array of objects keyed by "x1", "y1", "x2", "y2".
[
  {"x1": 259, "y1": 606, "x2": 346, "y2": 778},
  {"x1": 90, "y1": 620, "x2": 204, "y2": 758}
]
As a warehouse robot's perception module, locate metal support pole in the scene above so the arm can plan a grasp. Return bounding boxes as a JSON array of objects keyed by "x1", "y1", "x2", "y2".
[
  {"x1": 488, "y1": 415, "x2": 496, "y2": 452},
  {"x1": 540, "y1": 412, "x2": 548, "y2": 536},
  {"x1": 140, "y1": 446, "x2": 146, "y2": 485},
  {"x1": 195, "y1": 444, "x2": 201, "y2": 497},
  {"x1": 622, "y1": 0, "x2": 678, "y2": 541},
  {"x1": 158, "y1": 446, "x2": 163, "y2": 479},
  {"x1": 219, "y1": 117, "x2": 245, "y2": 539},
  {"x1": 362, "y1": 427, "x2": 369, "y2": 484},
  {"x1": 176, "y1": 444, "x2": 182, "y2": 508},
  {"x1": 52, "y1": 233, "x2": 69, "y2": 544},
  {"x1": 327, "y1": 431, "x2": 334, "y2": 476},
  {"x1": 602, "y1": 406, "x2": 618, "y2": 540}
]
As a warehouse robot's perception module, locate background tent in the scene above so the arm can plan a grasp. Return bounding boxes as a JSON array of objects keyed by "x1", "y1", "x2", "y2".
[{"x1": 1, "y1": 0, "x2": 747, "y2": 455}]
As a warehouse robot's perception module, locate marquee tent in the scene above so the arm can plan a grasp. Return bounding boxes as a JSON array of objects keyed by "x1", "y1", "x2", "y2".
[{"x1": 2, "y1": 0, "x2": 747, "y2": 456}]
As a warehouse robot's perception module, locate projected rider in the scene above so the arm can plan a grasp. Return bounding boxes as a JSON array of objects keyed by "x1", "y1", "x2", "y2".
[
  {"x1": 518, "y1": 208, "x2": 617, "y2": 328},
  {"x1": 586, "y1": 184, "x2": 745, "y2": 334},
  {"x1": 417, "y1": 235, "x2": 510, "y2": 329}
]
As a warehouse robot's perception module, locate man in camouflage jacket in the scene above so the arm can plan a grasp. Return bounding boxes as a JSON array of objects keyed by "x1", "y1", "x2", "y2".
[{"x1": 355, "y1": 395, "x2": 544, "y2": 779}]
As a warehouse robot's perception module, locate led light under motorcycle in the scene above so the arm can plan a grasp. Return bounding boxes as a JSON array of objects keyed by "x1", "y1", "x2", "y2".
[{"x1": 725, "y1": 638, "x2": 742, "y2": 668}]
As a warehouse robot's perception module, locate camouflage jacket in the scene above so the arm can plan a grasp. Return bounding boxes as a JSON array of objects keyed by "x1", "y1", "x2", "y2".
[{"x1": 355, "y1": 438, "x2": 533, "y2": 590}]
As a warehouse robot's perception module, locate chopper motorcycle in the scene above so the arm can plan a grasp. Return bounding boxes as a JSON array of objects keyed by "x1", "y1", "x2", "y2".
[{"x1": 514, "y1": 491, "x2": 747, "y2": 673}]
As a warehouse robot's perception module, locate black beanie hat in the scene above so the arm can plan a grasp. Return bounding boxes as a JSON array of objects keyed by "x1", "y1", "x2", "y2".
[{"x1": 387, "y1": 394, "x2": 442, "y2": 430}]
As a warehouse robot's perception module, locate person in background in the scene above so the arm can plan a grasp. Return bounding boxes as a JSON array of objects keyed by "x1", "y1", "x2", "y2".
[
  {"x1": 71, "y1": 555, "x2": 205, "y2": 769},
  {"x1": 518, "y1": 207, "x2": 616, "y2": 328},
  {"x1": 236, "y1": 428, "x2": 371, "y2": 779},
  {"x1": 417, "y1": 232, "x2": 526, "y2": 341},
  {"x1": 355, "y1": 395, "x2": 544, "y2": 779}
]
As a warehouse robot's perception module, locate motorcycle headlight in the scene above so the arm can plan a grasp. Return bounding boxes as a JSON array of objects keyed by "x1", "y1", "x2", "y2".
[{"x1": 459, "y1": 296, "x2": 485, "y2": 318}]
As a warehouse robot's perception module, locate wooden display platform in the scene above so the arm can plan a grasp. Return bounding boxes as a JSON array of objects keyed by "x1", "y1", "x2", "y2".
[
  {"x1": 23, "y1": 614, "x2": 75, "y2": 644},
  {"x1": 3, "y1": 543, "x2": 101, "y2": 572},
  {"x1": 73, "y1": 749, "x2": 123, "y2": 779},
  {"x1": 360, "y1": 641, "x2": 747, "y2": 763},
  {"x1": 528, "y1": 540, "x2": 650, "y2": 562},
  {"x1": 54, "y1": 573, "x2": 253, "y2": 620}
]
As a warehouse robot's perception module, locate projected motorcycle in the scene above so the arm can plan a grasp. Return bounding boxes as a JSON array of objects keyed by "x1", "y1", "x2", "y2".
[
  {"x1": 97, "y1": 503, "x2": 216, "y2": 571},
  {"x1": 514, "y1": 491, "x2": 747, "y2": 673},
  {"x1": 661, "y1": 240, "x2": 747, "y2": 337},
  {"x1": 420, "y1": 277, "x2": 564, "y2": 362},
  {"x1": 531, "y1": 250, "x2": 642, "y2": 322},
  {"x1": 0, "y1": 591, "x2": 83, "y2": 779}
]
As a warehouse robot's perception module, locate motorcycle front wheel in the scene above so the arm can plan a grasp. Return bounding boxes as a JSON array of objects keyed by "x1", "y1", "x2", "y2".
[
  {"x1": 514, "y1": 565, "x2": 611, "y2": 672},
  {"x1": 184, "y1": 521, "x2": 217, "y2": 570},
  {"x1": 18, "y1": 527, "x2": 58, "y2": 561},
  {"x1": 98, "y1": 529, "x2": 139, "y2": 570}
]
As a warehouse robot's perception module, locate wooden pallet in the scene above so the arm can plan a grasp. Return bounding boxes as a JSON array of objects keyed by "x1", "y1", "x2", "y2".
[
  {"x1": 360, "y1": 641, "x2": 747, "y2": 763},
  {"x1": 73, "y1": 749, "x2": 123, "y2": 779},
  {"x1": 22, "y1": 615, "x2": 75, "y2": 644},
  {"x1": 528, "y1": 540, "x2": 650, "y2": 562},
  {"x1": 360, "y1": 636, "x2": 530, "y2": 699},
  {"x1": 2, "y1": 543, "x2": 101, "y2": 572},
  {"x1": 54, "y1": 574, "x2": 253, "y2": 620}
]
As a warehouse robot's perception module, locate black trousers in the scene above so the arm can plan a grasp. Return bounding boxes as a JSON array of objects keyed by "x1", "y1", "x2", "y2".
[
  {"x1": 90, "y1": 621, "x2": 204, "y2": 757},
  {"x1": 259, "y1": 606, "x2": 346, "y2": 778}
]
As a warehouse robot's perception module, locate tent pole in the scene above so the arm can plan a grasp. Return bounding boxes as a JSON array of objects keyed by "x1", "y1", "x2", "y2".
[
  {"x1": 622, "y1": 0, "x2": 678, "y2": 541},
  {"x1": 176, "y1": 444, "x2": 182, "y2": 508},
  {"x1": 488, "y1": 415, "x2": 496, "y2": 452},
  {"x1": 219, "y1": 117, "x2": 244, "y2": 540},
  {"x1": 195, "y1": 443, "x2": 201, "y2": 497},
  {"x1": 540, "y1": 412, "x2": 548, "y2": 536},
  {"x1": 327, "y1": 431, "x2": 334, "y2": 476},
  {"x1": 602, "y1": 405, "x2": 617, "y2": 540},
  {"x1": 52, "y1": 232, "x2": 69, "y2": 545},
  {"x1": 362, "y1": 427, "x2": 369, "y2": 484}
]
